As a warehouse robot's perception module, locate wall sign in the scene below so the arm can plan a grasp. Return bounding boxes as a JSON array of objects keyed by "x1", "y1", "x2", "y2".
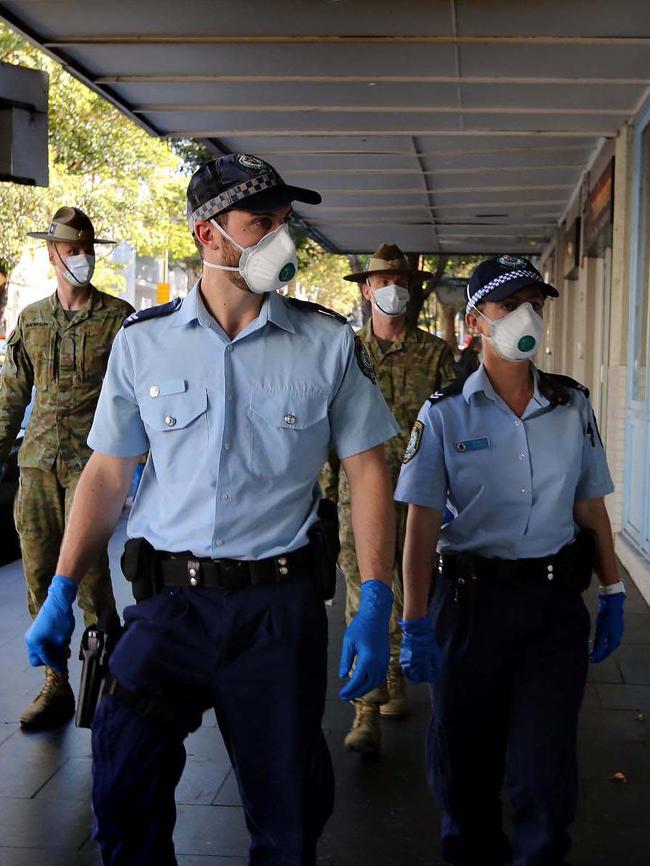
[
  {"x1": 584, "y1": 159, "x2": 615, "y2": 256},
  {"x1": 563, "y1": 217, "x2": 581, "y2": 280}
]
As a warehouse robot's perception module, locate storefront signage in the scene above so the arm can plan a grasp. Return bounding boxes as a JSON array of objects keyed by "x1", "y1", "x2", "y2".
[
  {"x1": 563, "y1": 217, "x2": 580, "y2": 280},
  {"x1": 584, "y1": 159, "x2": 614, "y2": 256}
]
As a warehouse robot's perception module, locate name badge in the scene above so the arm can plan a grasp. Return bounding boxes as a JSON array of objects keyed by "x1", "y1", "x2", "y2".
[
  {"x1": 456, "y1": 437, "x2": 490, "y2": 453},
  {"x1": 157, "y1": 378, "x2": 187, "y2": 397}
]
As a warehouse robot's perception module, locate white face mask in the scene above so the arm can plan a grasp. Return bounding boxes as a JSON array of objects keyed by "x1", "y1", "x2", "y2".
[
  {"x1": 371, "y1": 283, "x2": 409, "y2": 317},
  {"x1": 203, "y1": 219, "x2": 298, "y2": 294},
  {"x1": 473, "y1": 301, "x2": 544, "y2": 362},
  {"x1": 56, "y1": 252, "x2": 95, "y2": 287}
]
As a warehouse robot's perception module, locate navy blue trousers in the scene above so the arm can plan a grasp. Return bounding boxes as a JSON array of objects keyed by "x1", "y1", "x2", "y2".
[
  {"x1": 91, "y1": 576, "x2": 334, "y2": 866},
  {"x1": 427, "y1": 575, "x2": 590, "y2": 866}
]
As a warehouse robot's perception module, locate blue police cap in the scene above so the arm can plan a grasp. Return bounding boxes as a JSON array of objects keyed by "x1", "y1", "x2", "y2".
[
  {"x1": 466, "y1": 255, "x2": 559, "y2": 308},
  {"x1": 187, "y1": 153, "x2": 321, "y2": 228}
]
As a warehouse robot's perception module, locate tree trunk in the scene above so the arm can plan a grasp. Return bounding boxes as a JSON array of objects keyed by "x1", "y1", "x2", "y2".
[
  {"x1": 441, "y1": 303, "x2": 459, "y2": 354},
  {"x1": 406, "y1": 255, "x2": 448, "y2": 329},
  {"x1": 0, "y1": 268, "x2": 8, "y2": 330},
  {"x1": 347, "y1": 254, "x2": 370, "y2": 324}
]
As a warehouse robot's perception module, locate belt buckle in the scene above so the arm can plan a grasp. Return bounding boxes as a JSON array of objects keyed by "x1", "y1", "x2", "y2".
[{"x1": 220, "y1": 559, "x2": 246, "y2": 590}]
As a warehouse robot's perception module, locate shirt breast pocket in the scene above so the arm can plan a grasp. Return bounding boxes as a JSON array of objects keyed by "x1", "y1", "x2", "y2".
[
  {"x1": 138, "y1": 384, "x2": 208, "y2": 476},
  {"x1": 250, "y1": 387, "x2": 330, "y2": 481},
  {"x1": 448, "y1": 436, "x2": 492, "y2": 501}
]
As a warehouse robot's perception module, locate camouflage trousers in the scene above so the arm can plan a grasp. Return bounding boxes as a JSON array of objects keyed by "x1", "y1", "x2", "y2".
[
  {"x1": 14, "y1": 454, "x2": 116, "y2": 627},
  {"x1": 339, "y1": 499, "x2": 407, "y2": 668}
]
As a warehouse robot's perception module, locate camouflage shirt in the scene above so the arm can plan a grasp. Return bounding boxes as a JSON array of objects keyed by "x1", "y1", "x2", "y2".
[
  {"x1": 360, "y1": 319, "x2": 456, "y2": 475},
  {"x1": 322, "y1": 318, "x2": 457, "y2": 498},
  {"x1": 0, "y1": 287, "x2": 134, "y2": 470}
]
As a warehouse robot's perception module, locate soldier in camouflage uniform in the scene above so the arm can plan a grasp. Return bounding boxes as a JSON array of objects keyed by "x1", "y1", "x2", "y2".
[
  {"x1": 323, "y1": 243, "x2": 456, "y2": 755},
  {"x1": 0, "y1": 207, "x2": 134, "y2": 730}
]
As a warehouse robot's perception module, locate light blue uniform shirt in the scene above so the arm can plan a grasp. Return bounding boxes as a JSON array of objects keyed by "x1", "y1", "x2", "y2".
[
  {"x1": 88, "y1": 283, "x2": 399, "y2": 559},
  {"x1": 394, "y1": 363, "x2": 614, "y2": 559}
]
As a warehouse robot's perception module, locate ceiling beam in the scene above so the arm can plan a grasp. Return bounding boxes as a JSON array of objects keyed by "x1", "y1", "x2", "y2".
[
  {"x1": 317, "y1": 184, "x2": 573, "y2": 194},
  {"x1": 312, "y1": 219, "x2": 558, "y2": 225},
  {"x1": 44, "y1": 34, "x2": 650, "y2": 46},
  {"x1": 135, "y1": 104, "x2": 630, "y2": 116},
  {"x1": 313, "y1": 226, "x2": 548, "y2": 237},
  {"x1": 279, "y1": 164, "x2": 583, "y2": 175},
  {"x1": 247, "y1": 143, "x2": 593, "y2": 156},
  {"x1": 95, "y1": 74, "x2": 650, "y2": 86},
  {"x1": 163, "y1": 129, "x2": 610, "y2": 138},
  {"x1": 317, "y1": 200, "x2": 567, "y2": 211},
  {"x1": 412, "y1": 134, "x2": 440, "y2": 250}
]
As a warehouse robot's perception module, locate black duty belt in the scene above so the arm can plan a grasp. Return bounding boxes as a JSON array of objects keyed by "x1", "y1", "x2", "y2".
[
  {"x1": 158, "y1": 543, "x2": 314, "y2": 591},
  {"x1": 438, "y1": 530, "x2": 595, "y2": 590}
]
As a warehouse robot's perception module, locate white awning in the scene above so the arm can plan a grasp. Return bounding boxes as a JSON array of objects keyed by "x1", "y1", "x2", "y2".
[{"x1": 3, "y1": 0, "x2": 650, "y2": 253}]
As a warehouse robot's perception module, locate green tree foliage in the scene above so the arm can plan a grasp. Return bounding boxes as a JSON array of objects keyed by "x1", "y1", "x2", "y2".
[
  {"x1": 292, "y1": 234, "x2": 359, "y2": 318},
  {"x1": 0, "y1": 24, "x2": 197, "y2": 276}
]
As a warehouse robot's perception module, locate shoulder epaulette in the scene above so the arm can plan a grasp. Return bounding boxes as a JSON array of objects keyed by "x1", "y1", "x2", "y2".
[
  {"x1": 123, "y1": 297, "x2": 183, "y2": 328},
  {"x1": 537, "y1": 371, "x2": 589, "y2": 406},
  {"x1": 427, "y1": 378, "x2": 466, "y2": 405},
  {"x1": 284, "y1": 296, "x2": 347, "y2": 324}
]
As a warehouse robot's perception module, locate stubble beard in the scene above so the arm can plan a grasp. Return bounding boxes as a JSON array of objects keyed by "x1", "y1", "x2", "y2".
[{"x1": 221, "y1": 239, "x2": 251, "y2": 294}]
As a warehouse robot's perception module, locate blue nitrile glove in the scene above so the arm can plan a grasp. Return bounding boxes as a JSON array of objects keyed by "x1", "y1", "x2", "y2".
[
  {"x1": 399, "y1": 614, "x2": 443, "y2": 683},
  {"x1": 338, "y1": 579, "x2": 393, "y2": 701},
  {"x1": 590, "y1": 593, "x2": 625, "y2": 663},
  {"x1": 25, "y1": 575, "x2": 78, "y2": 673}
]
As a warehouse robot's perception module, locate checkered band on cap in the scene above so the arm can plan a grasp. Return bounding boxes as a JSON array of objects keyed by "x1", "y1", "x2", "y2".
[
  {"x1": 467, "y1": 269, "x2": 544, "y2": 307},
  {"x1": 191, "y1": 172, "x2": 279, "y2": 223}
]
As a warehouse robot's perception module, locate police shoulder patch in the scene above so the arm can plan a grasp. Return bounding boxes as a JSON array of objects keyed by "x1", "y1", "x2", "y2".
[
  {"x1": 284, "y1": 296, "x2": 347, "y2": 324},
  {"x1": 354, "y1": 335, "x2": 376, "y2": 383},
  {"x1": 403, "y1": 421, "x2": 424, "y2": 464},
  {"x1": 123, "y1": 297, "x2": 183, "y2": 328}
]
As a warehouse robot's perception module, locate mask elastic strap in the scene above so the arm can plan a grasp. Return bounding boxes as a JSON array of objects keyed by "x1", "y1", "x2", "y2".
[
  {"x1": 201, "y1": 218, "x2": 245, "y2": 273},
  {"x1": 54, "y1": 243, "x2": 85, "y2": 287},
  {"x1": 468, "y1": 303, "x2": 494, "y2": 343},
  {"x1": 210, "y1": 218, "x2": 245, "y2": 253},
  {"x1": 202, "y1": 260, "x2": 239, "y2": 273}
]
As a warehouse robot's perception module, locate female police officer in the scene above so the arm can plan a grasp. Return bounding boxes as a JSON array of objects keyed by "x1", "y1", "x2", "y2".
[{"x1": 394, "y1": 255, "x2": 625, "y2": 866}]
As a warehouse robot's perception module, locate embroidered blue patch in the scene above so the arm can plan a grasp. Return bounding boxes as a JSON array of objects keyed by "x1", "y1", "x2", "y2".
[{"x1": 455, "y1": 437, "x2": 490, "y2": 453}]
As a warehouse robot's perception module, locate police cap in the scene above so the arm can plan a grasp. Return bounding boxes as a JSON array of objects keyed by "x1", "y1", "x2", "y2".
[
  {"x1": 466, "y1": 255, "x2": 559, "y2": 309},
  {"x1": 187, "y1": 153, "x2": 321, "y2": 229}
]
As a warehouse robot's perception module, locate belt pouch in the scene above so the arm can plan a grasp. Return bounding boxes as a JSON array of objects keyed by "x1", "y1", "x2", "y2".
[
  {"x1": 120, "y1": 537, "x2": 161, "y2": 602},
  {"x1": 307, "y1": 498, "x2": 341, "y2": 600}
]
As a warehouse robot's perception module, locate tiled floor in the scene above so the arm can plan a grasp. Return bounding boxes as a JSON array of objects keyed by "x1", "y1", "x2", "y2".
[{"x1": 1, "y1": 515, "x2": 649, "y2": 864}]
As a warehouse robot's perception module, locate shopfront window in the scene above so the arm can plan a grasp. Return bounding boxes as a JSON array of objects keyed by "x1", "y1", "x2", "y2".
[
  {"x1": 632, "y1": 125, "x2": 650, "y2": 402},
  {"x1": 624, "y1": 110, "x2": 650, "y2": 555}
]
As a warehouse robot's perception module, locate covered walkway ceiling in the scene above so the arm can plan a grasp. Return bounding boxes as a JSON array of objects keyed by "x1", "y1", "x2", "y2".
[{"x1": 2, "y1": 1, "x2": 650, "y2": 255}]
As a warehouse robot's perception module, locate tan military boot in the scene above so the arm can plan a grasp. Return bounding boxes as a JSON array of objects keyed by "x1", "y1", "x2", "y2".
[
  {"x1": 380, "y1": 662, "x2": 409, "y2": 718},
  {"x1": 20, "y1": 667, "x2": 75, "y2": 731},
  {"x1": 344, "y1": 700, "x2": 382, "y2": 754}
]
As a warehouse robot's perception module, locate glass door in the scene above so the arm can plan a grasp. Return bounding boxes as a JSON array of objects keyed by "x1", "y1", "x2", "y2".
[{"x1": 624, "y1": 114, "x2": 650, "y2": 555}]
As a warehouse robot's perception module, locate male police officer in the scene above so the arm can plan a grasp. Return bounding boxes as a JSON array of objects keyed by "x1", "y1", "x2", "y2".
[
  {"x1": 24, "y1": 154, "x2": 399, "y2": 866},
  {"x1": 396, "y1": 256, "x2": 623, "y2": 866},
  {"x1": 0, "y1": 207, "x2": 132, "y2": 730},
  {"x1": 323, "y1": 244, "x2": 455, "y2": 754}
]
